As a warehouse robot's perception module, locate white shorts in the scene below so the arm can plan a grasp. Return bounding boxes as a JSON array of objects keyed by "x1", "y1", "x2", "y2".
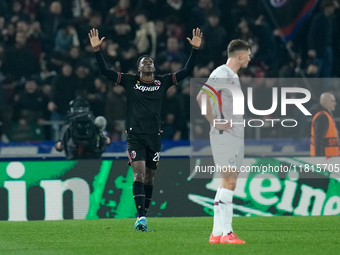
[{"x1": 210, "y1": 133, "x2": 244, "y2": 170}]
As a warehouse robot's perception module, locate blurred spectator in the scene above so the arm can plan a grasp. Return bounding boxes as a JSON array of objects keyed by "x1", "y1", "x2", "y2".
[
  {"x1": 136, "y1": 0, "x2": 165, "y2": 21},
  {"x1": 38, "y1": 1, "x2": 65, "y2": 52},
  {"x1": 45, "y1": 51, "x2": 65, "y2": 74},
  {"x1": 78, "y1": 11, "x2": 105, "y2": 47},
  {"x1": 110, "y1": 21, "x2": 133, "y2": 50},
  {"x1": 0, "y1": 16, "x2": 5, "y2": 40},
  {"x1": 193, "y1": 36, "x2": 214, "y2": 69},
  {"x1": 1, "y1": 21, "x2": 16, "y2": 47},
  {"x1": 26, "y1": 21, "x2": 44, "y2": 59},
  {"x1": 8, "y1": 1, "x2": 30, "y2": 22},
  {"x1": 158, "y1": 37, "x2": 187, "y2": 66},
  {"x1": 154, "y1": 19, "x2": 167, "y2": 54},
  {"x1": 252, "y1": 15, "x2": 277, "y2": 69},
  {"x1": 192, "y1": 66, "x2": 211, "y2": 78},
  {"x1": 334, "y1": 10, "x2": 340, "y2": 77},
  {"x1": 0, "y1": 2, "x2": 8, "y2": 17},
  {"x1": 105, "y1": 0, "x2": 133, "y2": 25},
  {"x1": 74, "y1": 62, "x2": 96, "y2": 100},
  {"x1": 1, "y1": 76, "x2": 19, "y2": 141},
  {"x1": 253, "y1": 71, "x2": 279, "y2": 112},
  {"x1": 179, "y1": 82, "x2": 191, "y2": 140},
  {"x1": 164, "y1": 16, "x2": 184, "y2": 40},
  {"x1": 74, "y1": 5, "x2": 92, "y2": 27},
  {"x1": 232, "y1": 19, "x2": 255, "y2": 46},
  {"x1": 232, "y1": 16, "x2": 277, "y2": 73},
  {"x1": 2, "y1": 31, "x2": 40, "y2": 80},
  {"x1": 101, "y1": 41, "x2": 119, "y2": 68},
  {"x1": 156, "y1": 55, "x2": 171, "y2": 75},
  {"x1": 120, "y1": 44, "x2": 139, "y2": 72},
  {"x1": 252, "y1": 71, "x2": 281, "y2": 138},
  {"x1": 188, "y1": 0, "x2": 214, "y2": 32},
  {"x1": 54, "y1": 23, "x2": 80, "y2": 54},
  {"x1": 105, "y1": 85, "x2": 127, "y2": 141},
  {"x1": 308, "y1": 0, "x2": 339, "y2": 79},
  {"x1": 48, "y1": 62, "x2": 77, "y2": 140},
  {"x1": 228, "y1": 0, "x2": 259, "y2": 32},
  {"x1": 310, "y1": 92, "x2": 339, "y2": 156},
  {"x1": 0, "y1": 74, "x2": 5, "y2": 141},
  {"x1": 162, "y1": 86, "x2": 182, "y2": 140},
  {"x1": 278, "y1": 58, "x2": 300, "y2": 78},
  {"x1": 20, "y1": 0, "x2": 40, "y2": 20},
  {"x1": 202, "y1": 10, "x2": 227, "y2": 64},
  {"x1": 88, "y1": 77, "x2": 108, "y2": 116},
  {"x1": 10, "y1": 79, "x2": 49, "y2": 141},
  {"x1": 239, "y1": 68, "x2": 255, "y2": 137},
  {"x1": 68, "y1": 46, "x2": 82, "y2": 67},
  {"x1": 16, "y1": 20, "x2": 29, "y2": 34},
  {"x1": 163, "y1": 0, "x2": 192, "y2": 24},
  {"x1": 32, "y1": 55, "x2": 57, "y2": 88},
  {"x1": 72, "y1": 0, "x2": 90, "y2": 18},
  {"x1": 133, "y1": 11, "x2": 157, "y2": 58}
]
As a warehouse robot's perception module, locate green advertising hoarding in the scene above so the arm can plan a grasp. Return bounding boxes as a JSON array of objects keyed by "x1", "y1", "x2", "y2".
[{"x1": 0, "y1": 157, "x2": 339, "y2": 221}]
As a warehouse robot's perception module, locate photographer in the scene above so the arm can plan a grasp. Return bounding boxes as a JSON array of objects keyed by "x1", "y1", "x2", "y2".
[{"x1": 55, "y1": 97, "x2": 110, "y2": 159}]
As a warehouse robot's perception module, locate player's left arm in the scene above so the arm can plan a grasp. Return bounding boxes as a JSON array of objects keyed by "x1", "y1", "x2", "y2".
[{"x1": 174, "y1": 28, "x2": 203, "y2": 83}]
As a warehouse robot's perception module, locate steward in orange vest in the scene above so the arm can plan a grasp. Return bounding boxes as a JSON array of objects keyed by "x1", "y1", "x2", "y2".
[{"x1": 310, "y1": 93, "x2": 339, "y2": 156}]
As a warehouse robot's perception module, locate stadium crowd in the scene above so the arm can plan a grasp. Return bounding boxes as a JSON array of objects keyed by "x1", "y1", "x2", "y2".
[{"x1": 0, "y1": 0, "x2": 339, "y2": 142}]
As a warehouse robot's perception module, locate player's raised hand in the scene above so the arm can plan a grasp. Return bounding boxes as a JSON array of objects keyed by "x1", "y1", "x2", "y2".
[
  {"x1": 88, "y1": 28, "x2": 105, "y2": 52},
  {"x1": 186, "y1": 28, "x2": 203, "y2": 50}
]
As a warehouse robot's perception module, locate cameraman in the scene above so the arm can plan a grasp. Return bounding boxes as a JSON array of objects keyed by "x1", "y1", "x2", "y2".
[{"x1": 55, "y1": 97, "x2": 110, "y2": 159}]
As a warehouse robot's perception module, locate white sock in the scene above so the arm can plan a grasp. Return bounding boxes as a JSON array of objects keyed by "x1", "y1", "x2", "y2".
[
  {"x1": 219, "y1": 188, "x2": 234, "y2": 235},
  {"x1": 212, "y1": 188, "x2": 223, "y2": 236}
]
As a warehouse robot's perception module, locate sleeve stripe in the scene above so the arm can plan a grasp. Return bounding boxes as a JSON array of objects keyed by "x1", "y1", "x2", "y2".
[
  {"x1": 172, "y1": 73, "x2": 178, "y2": 85},
  {"x1": 116, "y1": 72, "x2": 122, "y2": 85}
]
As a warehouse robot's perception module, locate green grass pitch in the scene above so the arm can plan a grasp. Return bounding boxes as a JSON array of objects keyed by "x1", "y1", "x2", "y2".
[{"x1": 0, "y1": 216, "x2": 339, "y2": 255}]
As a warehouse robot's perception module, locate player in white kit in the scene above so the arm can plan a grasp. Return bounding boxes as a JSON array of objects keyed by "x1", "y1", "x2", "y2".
[{"x1": 197, "y1": 39, "x2": 251, "y2": 244}]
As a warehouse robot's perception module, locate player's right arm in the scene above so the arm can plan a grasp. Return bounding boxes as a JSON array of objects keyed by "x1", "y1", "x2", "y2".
[
  {"x1": 196, "y1": 89, "x2": 232, "y2": 132},
  {"x1": 88, "y1": 28, "x2": 119, "y2": 82},
  {"x1": 196, "y1": 90, "x2": 215, "y2": 125}
]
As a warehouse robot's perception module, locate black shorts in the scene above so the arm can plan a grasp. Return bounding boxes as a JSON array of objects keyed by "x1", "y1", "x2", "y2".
[{"x1": 126, "y1": 133, "x2": 161, "y2": 170}]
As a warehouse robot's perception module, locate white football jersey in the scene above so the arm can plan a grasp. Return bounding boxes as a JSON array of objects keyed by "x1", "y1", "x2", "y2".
[{"x1": 203, "y1": 64, "x2": 244, "y2": 138}]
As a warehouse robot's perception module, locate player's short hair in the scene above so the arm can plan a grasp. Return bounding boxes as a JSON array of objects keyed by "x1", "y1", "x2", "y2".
[
  {"x1": 227, "y1": 39, "x2": 251, "y2": 57},
  {"x1": 136, "y1": 55, "x2": 154, "y2": 69}
]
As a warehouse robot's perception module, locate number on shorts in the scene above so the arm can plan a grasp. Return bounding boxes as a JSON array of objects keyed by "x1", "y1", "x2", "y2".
[{"x1": 153, "y1": 152, "x2": 160, "y2": 162}]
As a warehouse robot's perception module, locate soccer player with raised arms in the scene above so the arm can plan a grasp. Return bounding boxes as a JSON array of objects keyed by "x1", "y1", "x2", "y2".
[
  {"x1": 197, "y1": 39, "x2": 251, "y2": 244},
  {"x1": 89, "y1": 28, "x2": 202, "y2": 231}
]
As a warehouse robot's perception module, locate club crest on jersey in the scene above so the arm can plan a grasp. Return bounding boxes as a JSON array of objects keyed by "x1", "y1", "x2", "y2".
[{"x1": 154, "y1": 80, "x2": 161, "y2": 86}]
